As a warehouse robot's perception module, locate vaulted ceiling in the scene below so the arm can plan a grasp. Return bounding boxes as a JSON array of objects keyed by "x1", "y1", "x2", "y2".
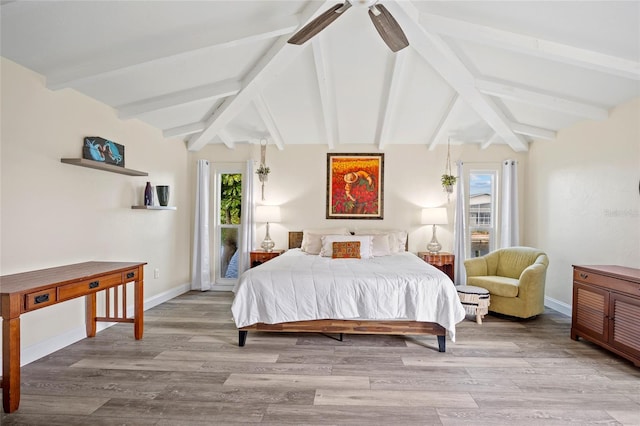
[{"x1": 2, "y1": 1, "x2": 638, "y2": 153}]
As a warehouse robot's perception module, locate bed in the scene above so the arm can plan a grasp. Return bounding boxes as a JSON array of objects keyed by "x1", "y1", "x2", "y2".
[{"x1": 231, "y1": 231, "x2": 465, "y2": 352}]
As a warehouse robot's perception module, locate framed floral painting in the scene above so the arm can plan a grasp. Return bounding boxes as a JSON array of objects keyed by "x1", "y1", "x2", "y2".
[{"x1": 326, "y1": 153, "x2": 384, "y2": 219}]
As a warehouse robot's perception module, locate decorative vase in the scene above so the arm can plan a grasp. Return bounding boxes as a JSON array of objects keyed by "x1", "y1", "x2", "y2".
[
  {"x1": 156, "y1": 185, "x2": 170, "y2": 207},
  {"x1": 144, "y1": 182, "x2": 153, "y2": 206}
]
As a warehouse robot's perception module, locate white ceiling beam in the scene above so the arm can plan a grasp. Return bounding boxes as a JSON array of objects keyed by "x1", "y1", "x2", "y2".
[
  {"x1": 476, "y1": 78, "x2": 609, "y2": 121},
  {"x1": 377, "y1": 49, "x2": 408, "y2": 150},
  {"x1": 254, "y1": 94, "x2": 285, "y2": 151},
  {"x1": 218, "y1": 129, "x2": 235, "y2": 150},
  {"x1": 311, "y1": 36, "x2": 338, "y2": 150},
  {"x1": 163, "y1": 122, "x2": 205, "y2": 138},
  {"x1": 390, "y1": 1, "x2": 529, "y2": 152},
  {"x1": 187, "y1": 0, "x2": 336, "y2": 152},
  {"x1": 481, "y1": 133, "x2": 501, "y2": 150},
  {"x1": 47, "y1": 15, "x2": 299, "y2": 90},
  {"x1": 118, "y1": 79, "x2": 241, "y2": 119},
  {"x1": 511, "y1": 122, "x2": 556, "y2": 141},
  {"x1": 428, "y1": 94, "x2": 459, "y2": 151},
  {"x1": 420, "y1": 12, "x2": 640, "y2": 81}
]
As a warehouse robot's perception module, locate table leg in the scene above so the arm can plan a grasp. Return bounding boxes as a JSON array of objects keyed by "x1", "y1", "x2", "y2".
[
  {"x1": 134, "y1": 278, "x2": 144, "y2": 340},
  {"x1": 2, "y1": 317, "x2": 21, "y2": 413},
  {"x1": 85, "y1": 292, "x2": 97, "y2": 337}
]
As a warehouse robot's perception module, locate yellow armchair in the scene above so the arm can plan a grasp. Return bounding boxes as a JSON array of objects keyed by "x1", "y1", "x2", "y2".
[{"x1": 464, "y1": 247, "x2": 549, "y2": 319}]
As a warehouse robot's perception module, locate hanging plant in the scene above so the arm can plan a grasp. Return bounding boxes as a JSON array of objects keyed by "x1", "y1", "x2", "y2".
[
  {"x1": 257, "y1": 139, "x2": 270, "y2": 200},
  {"x1": 256, "y1": 164, "x2": 270, "y2": 182},
  {"x1": 442, "y1": 138, "x2": 456, "y2": 201},
  {"x1": 441, "y1": 174, "x2": 457, "y2": 188}
]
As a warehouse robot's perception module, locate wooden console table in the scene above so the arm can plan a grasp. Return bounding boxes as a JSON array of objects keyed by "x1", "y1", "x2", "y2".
[{"x1": 0, "y1": 261, "x2": 146, "y2": 413}]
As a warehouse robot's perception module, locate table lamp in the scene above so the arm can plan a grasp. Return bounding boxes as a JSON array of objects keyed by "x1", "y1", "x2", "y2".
[
  {"x1": 255, "y1": 205, "x2": 281, "y2": 252},
  {"x1": 421, "y1": 207, "x2": 448, "y2": 254}
]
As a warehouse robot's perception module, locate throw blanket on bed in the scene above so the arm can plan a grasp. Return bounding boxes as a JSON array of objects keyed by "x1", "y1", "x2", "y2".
[{"x1": 231, "y1": 249, "x2": 466, "y2": 341}]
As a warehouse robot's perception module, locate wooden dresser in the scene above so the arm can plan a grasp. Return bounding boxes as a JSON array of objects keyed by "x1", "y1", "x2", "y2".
[{"x1": 571, "y1": 265, "x2": 640, "y2": 367}]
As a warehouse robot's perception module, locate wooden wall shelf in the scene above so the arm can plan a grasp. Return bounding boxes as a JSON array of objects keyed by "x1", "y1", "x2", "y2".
[
  {"x1": 61, "y1": 158, "x2": 148, "y2": 176},
  {"x1": 131, "y1": 206, "x2": 176, "y2": 210}
]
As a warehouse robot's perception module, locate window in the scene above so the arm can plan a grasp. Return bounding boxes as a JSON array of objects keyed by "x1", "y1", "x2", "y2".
[
  {"x1": 213, "y1": 164, "x2": 244, "y2": 285},
  {"x1": 467, "y1": 169, "x2": 498, "y2": 258}
]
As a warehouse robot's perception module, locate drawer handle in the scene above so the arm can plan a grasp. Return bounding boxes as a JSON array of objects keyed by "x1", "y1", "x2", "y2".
[
  {"x1": 579, "y1": 273, "x2": 588, "y2": 279},
  {"x1": 34, "y1": 294, "x2": 50, "y2": 304},
  {"x1": 89, "y1": 281, "x2": 100, "y2": 289},
  {"x1": 126, "y1": 272, "x2": 135, "y2": 279}
]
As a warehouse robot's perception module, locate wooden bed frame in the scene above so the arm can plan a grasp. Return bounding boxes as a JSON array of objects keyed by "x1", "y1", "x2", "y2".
[{"x1": 238, "y1": 231, "x2": 448, "y2": 352}]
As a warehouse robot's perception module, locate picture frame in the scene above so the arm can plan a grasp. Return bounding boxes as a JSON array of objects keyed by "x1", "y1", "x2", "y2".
[
  {"x1": 326, "y1": 153, "x2": 384, "y2": 220},
  {"x1": 82, "y1": 136, "x2": 125, "y2": 167}
]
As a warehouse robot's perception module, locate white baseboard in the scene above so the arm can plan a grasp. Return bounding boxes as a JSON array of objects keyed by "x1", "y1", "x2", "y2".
[
  {"x1": 211, "y1": 283, "x2": 235, "y2": 291},
  {"x1": 545, "y1": 296, "x2": 571, "y2": 317},
  {"x1": 9, "y1": 282, "x2": 191, "y2": 367}
]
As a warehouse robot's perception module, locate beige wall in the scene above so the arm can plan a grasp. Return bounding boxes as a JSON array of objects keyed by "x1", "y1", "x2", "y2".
[
  {"x1": 1, "y1": 58, "x2": 191, "y2": 361},
  {"x1": 190, "y1": 142, "x2": 527, "y2": 275},
  {"x1": 526, "y1": 98, "x2": 640, "y2": 306}
]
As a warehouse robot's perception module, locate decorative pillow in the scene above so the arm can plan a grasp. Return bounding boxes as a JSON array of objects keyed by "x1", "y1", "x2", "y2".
[
  {"x1": 301, "y1": 227, "x2": 350, "y2": 254},
  {"x1": 354, "y1": 229, "x2": 407, "y2": 253},
  {"x1": 332, "y1": 241, "x2": 361, "y2": 259},
  {"x1": 320, "y1": 235, "x2": 373, "y2": 258}
]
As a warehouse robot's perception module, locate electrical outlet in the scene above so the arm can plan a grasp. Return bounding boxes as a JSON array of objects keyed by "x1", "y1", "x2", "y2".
[{"x1": 154, "y1": 268, "x2": 160, "y2": 279}]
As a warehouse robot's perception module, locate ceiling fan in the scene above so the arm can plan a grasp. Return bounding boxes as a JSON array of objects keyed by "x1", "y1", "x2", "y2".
[{"x1": 288, "y1": 1, "x2": 409, "y2": 52}]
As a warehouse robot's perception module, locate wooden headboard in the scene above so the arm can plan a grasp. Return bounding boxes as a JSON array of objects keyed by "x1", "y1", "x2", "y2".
[
  {"x1": 289, "y1": 231, "x2": 304, "y2": 249},
  {"x1": 288, "y1": 231, "x2": 408, "y2": 250}
]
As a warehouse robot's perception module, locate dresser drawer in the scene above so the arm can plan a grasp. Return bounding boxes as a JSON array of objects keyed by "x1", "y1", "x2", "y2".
[
  {"x1": 25, "y1": 288, "x2": 57, "y2": 311},
  {"x1": 250, "y1": 250, "x2": 284, "y2": 268},
  {"x1": 252, "y1": 252, "x2": 277, "y2": 263},
  {"x1": 58, "y1": 272, "x2": 123, "y2": 301},
  {"x1": 574, "y1": 269, "x2": 640, "y2": 296}
]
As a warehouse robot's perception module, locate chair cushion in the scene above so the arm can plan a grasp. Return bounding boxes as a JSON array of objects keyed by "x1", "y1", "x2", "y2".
[
  {"x1": 496, "y1": 248, "x2": 544, "y2": 279},
  {"x1": 467, "y1": 276, "x2": 519, "y2": 298}
]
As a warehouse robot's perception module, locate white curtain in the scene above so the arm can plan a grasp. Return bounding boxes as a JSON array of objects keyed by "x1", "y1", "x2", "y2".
[
  {"x1": 238, "y1": 160, "x2": 255, "y2": 276},
  {"x1": 453, "y1": 160, "x2": 467, "y2": 286},
  {"x1": 500, "y1": 159, "x2": 519, "y2": 247},
  {"x1": 191, "y1": 160, "x2": 212, "y2": 291}
]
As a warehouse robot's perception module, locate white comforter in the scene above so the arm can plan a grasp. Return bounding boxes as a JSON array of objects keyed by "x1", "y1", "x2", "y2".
[{"x1": 231, "y1": 249, "x2": 466, "y2": 340}]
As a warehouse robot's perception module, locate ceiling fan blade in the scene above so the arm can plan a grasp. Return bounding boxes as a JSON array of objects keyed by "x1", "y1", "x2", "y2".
[
  {"x1": 288, "y1": 2, "x2": 352, "y2": 45},
  {"x1": 368, "y1": 4, "x2": 409, "y2": 52}
]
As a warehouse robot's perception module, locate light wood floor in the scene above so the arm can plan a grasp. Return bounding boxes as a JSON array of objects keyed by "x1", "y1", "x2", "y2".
[{"x1": 2, "y1": 291, "x2": 639, "y2": 425}]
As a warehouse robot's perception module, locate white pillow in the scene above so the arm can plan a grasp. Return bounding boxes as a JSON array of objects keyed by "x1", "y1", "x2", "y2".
[
  {"x1": 354, "y1": 229, "x2": 407, "y2": 253},
  {"x1": 393, "y1": 230, "x2": 408, "y2": 252},
  {"x1": 319, "y1": 235, "x2": 373, "y2": 259},
  {"x1": 354, "y1": 233, "x2": 391, "y2": 256},
  {"x1": 301, "y1": 227, "x2": 350, "y2": 255}
]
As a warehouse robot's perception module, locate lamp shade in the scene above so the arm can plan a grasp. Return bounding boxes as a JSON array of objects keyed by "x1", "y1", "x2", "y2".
[
  {"x1": 421, "y1": 207, "x2": 448, "y2": 225},
  {"x1": 255, "y1": 205, "x2": 281, "y2": 223}
]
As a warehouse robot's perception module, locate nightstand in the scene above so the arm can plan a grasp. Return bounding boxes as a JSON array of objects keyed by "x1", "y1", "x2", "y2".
[
  {"x1": 418, "y1": 252, "x2": 455, "y2": 282},
  {"x1": 250, "y1": 250, "x2": 284, "y2": 268}
]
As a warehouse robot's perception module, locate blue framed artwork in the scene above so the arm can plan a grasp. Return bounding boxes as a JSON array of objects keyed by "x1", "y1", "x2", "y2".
[{"x1": 83, "y1": 136, "x2": 125, "y2": 167}]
